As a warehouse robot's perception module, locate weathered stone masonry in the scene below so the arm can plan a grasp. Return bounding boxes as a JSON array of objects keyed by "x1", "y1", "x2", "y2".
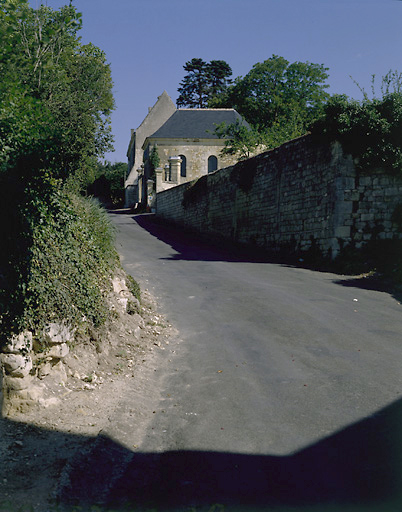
[{"x1": 156, "y1": 135, "x2": 402, "y2": 258}]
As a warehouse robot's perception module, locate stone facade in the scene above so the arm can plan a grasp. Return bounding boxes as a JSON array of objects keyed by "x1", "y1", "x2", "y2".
[
  {"x1": 148, "y1": 138, "x2": 237, "y2": 194},
  {"x1": 125, "y1": 91, "x2": 176, "y2": 207},
  {"x1": 156, "y1": 135, "x2": 402, "y2": 258}
]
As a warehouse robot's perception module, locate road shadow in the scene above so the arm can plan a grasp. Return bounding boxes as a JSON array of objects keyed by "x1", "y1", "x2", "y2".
[
  {"x1": 130, "y1": 214, "x2": 284, "y2": 264},
  {"x1": 126, "y1": 214, "x2": 402, "y2": 304},
  {"x1": 62, "y1": 397, "x2": 402, "y2": 511},
  {"x1": 2, "y1": 395, "x2": 401, "y2": 511},
  {"x1": 332, "y1": 275, "x2": 402, "y2": 304}
]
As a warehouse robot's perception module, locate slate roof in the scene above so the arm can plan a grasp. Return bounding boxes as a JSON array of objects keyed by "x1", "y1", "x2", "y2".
[{"x1": 149, "y1": 109, "x2": 249, "y2": 140}]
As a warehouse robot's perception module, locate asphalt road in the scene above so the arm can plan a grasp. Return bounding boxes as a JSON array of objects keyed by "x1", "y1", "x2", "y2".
[{"x1": 64, "y1": 213, "x2": 402, "y2": 511}]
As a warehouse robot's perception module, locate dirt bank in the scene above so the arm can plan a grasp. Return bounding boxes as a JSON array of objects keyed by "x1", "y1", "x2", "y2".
[{"x1": 0, "y1": 285, "x2": 177, "y2": 511}]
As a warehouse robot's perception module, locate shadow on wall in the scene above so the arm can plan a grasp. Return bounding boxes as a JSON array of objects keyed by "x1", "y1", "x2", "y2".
[{"x1": 1, "y1": 397, "x2": 402, "y2": 510}]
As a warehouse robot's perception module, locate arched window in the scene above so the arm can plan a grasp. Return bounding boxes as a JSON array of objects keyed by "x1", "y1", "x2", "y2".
[
  {"x1": 208, "y1": 155, "x2": 218, "y2": 173},
  {"x1": 179, "y1": 155, "x2": 187, "y2": 177}
]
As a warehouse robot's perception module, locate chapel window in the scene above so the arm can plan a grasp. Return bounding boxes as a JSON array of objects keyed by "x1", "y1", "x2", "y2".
[
  {"x1": 179, "y1": 155, "x2": 187, "y2": 177},
  {"x1": 208, "y1": 155, "x2": 218, "y2": 173}
]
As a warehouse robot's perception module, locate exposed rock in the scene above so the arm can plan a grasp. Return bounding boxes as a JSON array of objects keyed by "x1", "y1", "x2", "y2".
[
  {"x1": 112, "y1": 276, "x2": 129, "y2": 295},
  {"x1": 117, "y1": 297, "x2": 129, "y2": 311},
  {"x1": 3, "y1": 375, "x2": 33, "y2": 391},
  {"x1": 0, "y1": 353, "x2": 32, "y2": 378},
  {"x1": 49, "y1": 361, "x2": 68, "y2": 385},
  {"x1": 38, "y1": 363, "x2": 52, "y2": 380},
  {"x1": 38, "y1": 396, "x2": 61, "y2": 408},
  {"x1": 2, "y1": 384, "x2": 48, "y2": 415},
  {"x1": 127, "y1": 298, "x2": 141, "y2": 315},
  {"x1": 131, "y1": 313, "x2": 145, "y2": 329},
  {"x1": 43, "y1": 323, "x2": 73, "y2": 345},
  {"x1": 46, "y1": 342, "x2": 69, "y2": 360}
]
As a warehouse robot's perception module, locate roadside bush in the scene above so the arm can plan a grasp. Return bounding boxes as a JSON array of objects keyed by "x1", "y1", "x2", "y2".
[
  {"x1": 126, "y1": 273, "x2": 141, "y2": 304},
  {"x1": 333, "y1": 238, "x2": 402, "y2": 283},
  {"x1": 311, "y1": 72, "x2": 402, "y2": 176},
  {"x1": 0, "y1": 179, "x2": 119, "y2": 346}
]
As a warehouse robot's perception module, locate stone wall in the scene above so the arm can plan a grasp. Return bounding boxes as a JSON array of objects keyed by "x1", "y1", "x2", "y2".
[{"x1": 156, "y1": 135, "x2": 402, "y2": 258}]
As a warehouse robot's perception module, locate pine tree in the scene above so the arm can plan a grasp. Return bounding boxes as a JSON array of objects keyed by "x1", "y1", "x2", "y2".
[{"x1": 176, "y1": 58, "x2": 232, "y2": 108}]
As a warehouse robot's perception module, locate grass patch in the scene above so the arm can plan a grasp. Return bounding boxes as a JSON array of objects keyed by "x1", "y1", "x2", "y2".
[{"x1": 126, "y1": 274, "x2": 141, "y2": 304}]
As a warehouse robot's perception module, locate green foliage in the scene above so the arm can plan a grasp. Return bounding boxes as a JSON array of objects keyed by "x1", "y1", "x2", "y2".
[
  {"x1": 149, "y1": 146, "x2": 160, "y2": 169},
  {"x1": 333, "y1": 239, "x2": 402, "y2": 283},
  {"x1": 182, "y1": 175, "x2": 208, "y2": 208},
  {"x1": 0, "y1": 183, "x2": 118, "y2": 338},
  {"x1": 311, "y1": 72, "x2": 402, "y2": 175},
  {"x1": 126, "y1": 273, "x2": 141, "y2": 304},
  {"x1": 214, "y1": 120, "x2": 262, "y2": 160},
  {"x1": 177, "y1": 58, "x2": 232, "y2": 108},
  {"x1": 0, "y1": 1, "x2": 117, "y2": 343},
  {"x1": 213, "y1": 55, "x2": 329, "y2": 129},
  {"x1": 210, "y1": 55, "x2": 329, "y2": 158},
  {"x1": 229, "y1": 158, "x2": 259, "y2": 193},
  {"x1": 215, "y1": 115, "x2": 308, "y2": 160},
  {"x1": 149, "y1": 145, "x2": 160, "y2": 180},
  {"x1": 0, "y1": 0, "x2": 114, "y2": 183},
  {"x1": 177, "y1": 55, "x2": 328, "y2": 158},
  {"x1": 87, "y1": 161, "x2": 126, "y2": 207}
]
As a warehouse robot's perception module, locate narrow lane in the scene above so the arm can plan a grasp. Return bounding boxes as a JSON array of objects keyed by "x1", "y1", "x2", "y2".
[{"x1": 90, "y1": 213, "x2": 402, "y2": 509}]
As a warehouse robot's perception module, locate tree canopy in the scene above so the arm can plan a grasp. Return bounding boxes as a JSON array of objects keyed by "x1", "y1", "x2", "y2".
[
  {"x1": 210, "y1": 55, "x2": 330, "y2": 157},
  {"x1": 216, "y1": 55, "x2": 329, "y2": 129},
  {"x1": 176, "y1": 58, "x2": 232, "y2": 108},
  {"x1": 0, "y1": 0, "x2": 114, "y2": 184}
]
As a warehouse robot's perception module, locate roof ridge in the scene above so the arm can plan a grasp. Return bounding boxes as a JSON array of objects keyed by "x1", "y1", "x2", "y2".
[{"x1": 177, "y1": 108, "x2": 236, "y2": 111}]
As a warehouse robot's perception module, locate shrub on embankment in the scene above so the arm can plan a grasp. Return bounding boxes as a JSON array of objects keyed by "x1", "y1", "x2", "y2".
[{"x1": 0, "y1": 173, "x2": 119, "y2": 348}]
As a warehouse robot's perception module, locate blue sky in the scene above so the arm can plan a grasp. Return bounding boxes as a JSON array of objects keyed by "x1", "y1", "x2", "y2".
[{"x1": 29, "y1": 0, "x2": 402, "y2": 164}]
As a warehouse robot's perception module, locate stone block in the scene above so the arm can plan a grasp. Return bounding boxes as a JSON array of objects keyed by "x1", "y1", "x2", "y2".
[
  {"x1": 43, "y1": 323, "x2": 73, "y2": 344},
  {"x1": 334, "y1": 226, "x2": 351, "y2": 238},
  {"x1": 335, "y1": 177, "x2": 355, "y2": 189},
  {"x1": 112, "y1": 276, "x2": 129, "y2": 295},
  {"x1": 359, "y1": 176, "x2": 372, "y2": 186},
  {"x1": 3, "y1": 375, "x2": 33, "y2": 391},
  {"x1": 385, "y1": 188, "x2": 399, "y2": 196},
  {"x1": 117, "y1": 297, "x2": 129, "y2": 311},
  {"x1": 0, "y1": 353, "x2": 32, "y2": 378},
  {"x1": 344, "y1": 191, "x2": 360, "y2": 201},
  {"x1": 46, "y1": 343, "x2": 69, "y2": 360}
]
